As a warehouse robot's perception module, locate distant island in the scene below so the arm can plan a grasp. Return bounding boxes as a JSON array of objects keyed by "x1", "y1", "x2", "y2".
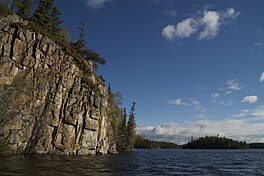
[
  {"x1": 182, "y1": 136, "x2": 250, "y2": 149},
  {"x1": 135, "y1": 135, "x2": 264, "y2": 150}
]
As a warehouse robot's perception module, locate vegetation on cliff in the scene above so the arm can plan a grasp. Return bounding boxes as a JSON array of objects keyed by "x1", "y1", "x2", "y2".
[
  {"x1": 0, "y1": 1, "x2": 137, "y2": 154},
  {"x1": 182, "y1": 136, "x2": 250, "y2": 149},
  {"x1": 0, "y1": 0, "x2": 104, "y2": 78},
  {"x1": 107, "y1": 85, "x2": 137, "y2": 152}
]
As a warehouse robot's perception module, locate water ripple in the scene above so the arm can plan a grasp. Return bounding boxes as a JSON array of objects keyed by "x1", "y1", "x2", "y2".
[{"x1": 0, "y1": 149, "x2": 264, "y2": 175}]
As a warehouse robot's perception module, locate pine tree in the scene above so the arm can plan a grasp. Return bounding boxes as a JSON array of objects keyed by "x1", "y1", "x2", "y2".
[
  {"x1": 49, "y1": 6, "x2": 63, "y2": 35},
  {"x1": 106, "y1": 83, "x2": 118, "y2": 151},
  {"x1": 70, "y1": 19, "x2": 106, "y2": 70},
  {"x1": 116, "y1": 108, "x2": 127, "y2": 151},
  {"x1": 31, "y1": 0, "x2": 68, "y2": 43},
  {"x1": 17, "y1": 0, "x2": 32, "y2": 20},
  {"x1": 70, "y1": 19, "x2": 88, "y2": 58},
  {"x1": 31, "y1": 0, "x2": 54, "y2": 28},
  {"x1": 125, "y1": 102, "x2": 136, "y2": 151}
]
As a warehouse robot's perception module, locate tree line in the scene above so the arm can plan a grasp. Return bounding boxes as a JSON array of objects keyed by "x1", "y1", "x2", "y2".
[{"x1": 134, "y1": 135, "x2": 181, "y2": 149}]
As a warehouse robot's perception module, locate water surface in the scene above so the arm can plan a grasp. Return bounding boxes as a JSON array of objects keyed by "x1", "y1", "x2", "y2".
[{"x1": 0, "y1": 149, "x2": 263, "y2": 175}]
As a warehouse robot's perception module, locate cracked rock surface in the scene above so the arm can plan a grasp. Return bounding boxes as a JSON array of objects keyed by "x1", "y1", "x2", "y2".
[{"x1": 0, "y1": 15, "x2": 109, "y2": 156}]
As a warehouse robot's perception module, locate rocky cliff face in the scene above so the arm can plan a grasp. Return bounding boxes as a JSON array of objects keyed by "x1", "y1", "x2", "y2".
[{"x1": 0, "y1": 15, "x2": 109, "y2": 155}]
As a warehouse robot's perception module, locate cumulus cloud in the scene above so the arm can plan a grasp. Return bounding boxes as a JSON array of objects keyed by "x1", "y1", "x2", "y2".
[
  {"x1": 137, "y1": 118, "x2": 264, "y2": 144},
  {"x1": 162, "y1": 7, "x2": 240, "y2": 41},
  {"x1": 260, "y1": 72, "x2": 264, "y2": 82},
  {"x1": 86, "y1": 0, "x2": 112, "y2": 9},
  {"x1": 225, "y1": 79, "x2": 243, "y2": 94},
  {"x1": 199, "y1": 10, "x2": 220, "y2": 39},
  {"x1": 162, "y1": 18, "x2": 197, "y2": 40},
  {"x1": 241, "y1": 95, "x2": 258, "y2": 104}
]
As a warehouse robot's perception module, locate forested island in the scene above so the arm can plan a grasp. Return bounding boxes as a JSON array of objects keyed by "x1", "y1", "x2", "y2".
[{"x1": 182, "y1": 136, "x2": 250, "y2": 149}]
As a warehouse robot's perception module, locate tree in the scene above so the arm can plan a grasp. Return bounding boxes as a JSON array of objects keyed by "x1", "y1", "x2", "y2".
[
  {"x1": 70, "y1": 19, "x2": 106, "y2": 70},
  {"x1": 106, "y1": 84, "x2": 123, "y2": 152},
  {"x1": 30, "y1": 0, "x2": 69, "y2": 43},
  {"x1": 31, "y1": 0, "x2": 54, "y2": 27},
  {"x1": 17, "y1": 0, "x2": 32, "y2": 20},
  {"x1": 116, "y1": 108, "x2": 127, "y2": 151},
  {"x1": 49, "y1": 6, "x2": 63, "y2": 34},
  {"x1": 125, "y1": 102, "x2": 136, "y2": 151}
]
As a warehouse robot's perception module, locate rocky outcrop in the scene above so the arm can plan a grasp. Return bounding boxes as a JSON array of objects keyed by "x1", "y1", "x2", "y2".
[{"x1": 0, "y1": 15, "x2": 109, "y2": 155}]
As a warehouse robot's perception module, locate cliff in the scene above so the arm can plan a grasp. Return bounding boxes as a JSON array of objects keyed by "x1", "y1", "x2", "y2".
[{"x1": 0, "y1": 15, "x2": 110, "y2": 155}]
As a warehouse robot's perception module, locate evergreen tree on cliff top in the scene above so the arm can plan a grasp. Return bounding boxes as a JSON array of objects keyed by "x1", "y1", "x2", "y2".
[
  {"x1": 16, "y1": 0, "x2": 32, "y2": 20},
  {"x1": 31, "y1": 0, "x2": 53, "y2": 26},
  {"x1": 125, "y1": 102, "x2": 136, "y2": 151},
  {"x1": 31, "y1": 0, "x2": 62, "y2": 35},
  {"x1": 70, "y1": 19, "x2": 106, "y2": 70}
]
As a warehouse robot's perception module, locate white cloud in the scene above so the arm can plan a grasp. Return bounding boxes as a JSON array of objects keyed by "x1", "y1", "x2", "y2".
[
  {"x1": 231, "y1": 106, "x2": 264, "y2": 119},
  {"x1": 199, "y1": 10, "x2": 220, "y2": 39},
  {"x1": 260, "y1": 72, "x2": 264, "y2": 82},
  {"x1": 137, "y1": 118, "x2": 264, "y2": 144},
  {"x1": 224, "y1": 8, "x2": 240, "y2": 19},
  {"x1": 86, "y1": 0, "x2": 112, "y2": 9},
  {"x1": 211, "y1": 93, "x2": 220, "y2": 99},
  {"x1": 241, "y1": 95, "x2": 258, "y2": 104},
  {"x1": 162, "y1": 25, "x2": 176, "y2": 41},
  {"x1": 162, "y1": 18, "x2": 197, "y2": 40},
  {"x1": 174, "y1": 18, "x2": 198, "y2": 38},
  {"x1": 162, "y1": 7, "x2": 240, "y2": 41},
  {"x1": 168, "y1": 98, "x2": 190, "y2": 106},
  {"x1": 168, "y1": 98, "x2": 203, "y2": 111},
  {"x1": 231, "y1": 109, "x2": 250, "y2": 118},
  {"x1": 225, "y1": 79, "x2": 243, "y2": 94}
]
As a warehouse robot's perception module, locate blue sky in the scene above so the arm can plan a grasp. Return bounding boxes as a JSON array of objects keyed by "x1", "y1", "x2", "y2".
[{"x1": 56, "y1": 0, "x2": 264, "y2": 143}]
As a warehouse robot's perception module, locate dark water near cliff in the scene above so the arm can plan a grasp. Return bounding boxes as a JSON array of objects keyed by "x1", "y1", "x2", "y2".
[{"x1": 0, "y1": 149, "x2": 263, "y2": 175}]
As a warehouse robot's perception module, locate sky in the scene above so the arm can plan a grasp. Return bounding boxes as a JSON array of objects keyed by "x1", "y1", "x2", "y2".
[{"x1": 55, "y1": 0, "x2": 264, "y2": 144}]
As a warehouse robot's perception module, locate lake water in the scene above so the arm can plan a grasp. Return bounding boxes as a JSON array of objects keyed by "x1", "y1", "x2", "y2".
[{"x1": 0, "y1": 149, "x2": 263, "y2": 175}]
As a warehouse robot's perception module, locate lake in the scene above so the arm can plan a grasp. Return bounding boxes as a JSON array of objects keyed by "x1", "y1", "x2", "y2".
[{"x1": 0, "y1": 149, "x2": 263, "y2": 175}]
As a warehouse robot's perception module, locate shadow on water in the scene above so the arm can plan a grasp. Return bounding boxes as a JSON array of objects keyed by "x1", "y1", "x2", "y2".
[
  {"x1": 1, "y1": 149, "x2": 264, "y2": 175},
  {"x1": 0, "y1": 151, "x2": 139, "y2": 176}
]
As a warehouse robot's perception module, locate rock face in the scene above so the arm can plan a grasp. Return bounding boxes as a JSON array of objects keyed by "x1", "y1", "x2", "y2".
[{"x1": 0, "y1": 15, "x2": 109, "y2": 155}]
